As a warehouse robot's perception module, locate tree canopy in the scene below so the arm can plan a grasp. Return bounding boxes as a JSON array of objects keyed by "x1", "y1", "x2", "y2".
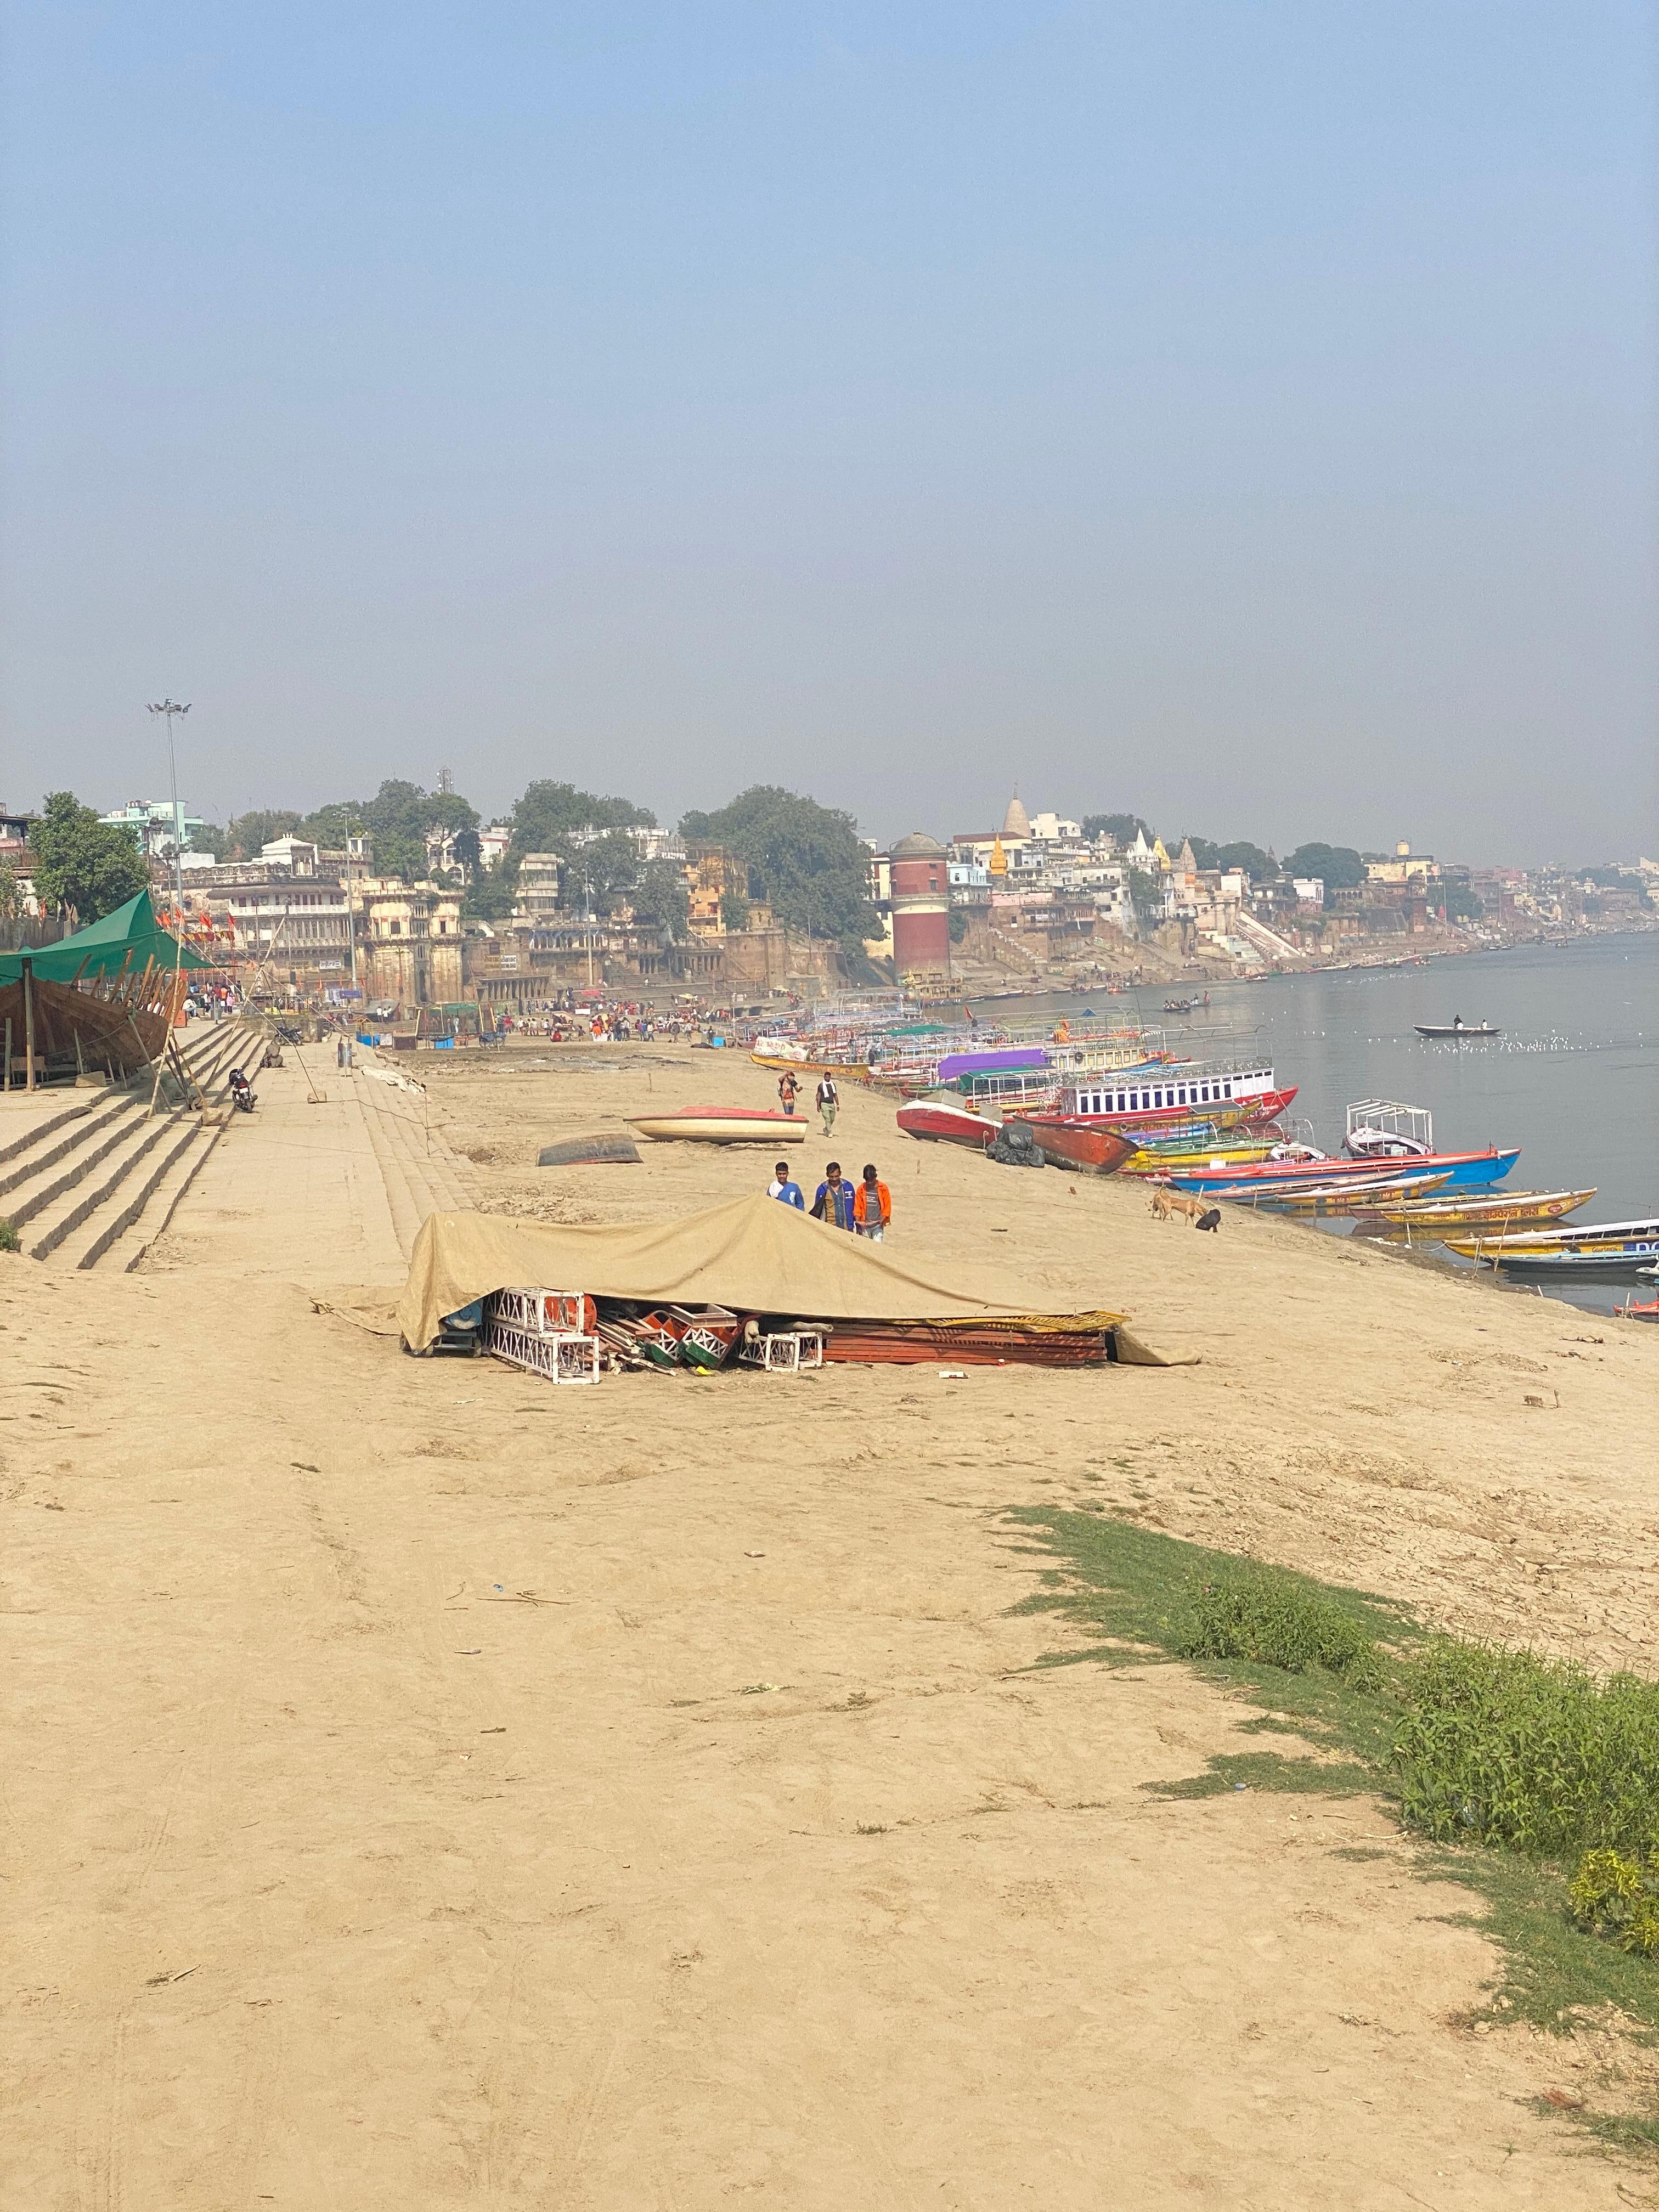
[
  {"x1": 1082, "y1": 812, "x2": 1151, "y2": 848},
  {"x1": 630, "y1": 860, "x2": 692, "y2": 943},
  {"x1": 1212, "y1": 840, "x2": 1276, "y2": 882},
  {"x1": 227, "y1": 809, "x2": 303, "y2": 860},
  {"x1": 1283, "y1": 842, "x2": 1365, "y2": 890},
  {"x1": 679, "y1": 786, "x2": 878, "y2": 952},
  {"x1": 31, "y1": 792, "x2": 150, "y2": 923},
  {"x1": 511, "y1": 780, "x2": 654, "y2": 848}
]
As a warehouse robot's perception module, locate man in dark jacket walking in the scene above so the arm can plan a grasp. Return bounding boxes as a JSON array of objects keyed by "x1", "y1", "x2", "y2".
[{"x1": 810, "y1": 1161, "x2": 857, "y2": 1231}]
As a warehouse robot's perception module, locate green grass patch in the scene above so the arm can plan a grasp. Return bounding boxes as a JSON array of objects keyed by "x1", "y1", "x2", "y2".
[
  {"x1": 1148, "y1": 1751, "x2": 1375, "y2": 1801},
  {"x1": 1009, "y1": 1505, "x2": 1659, "y2": 2067},
  {"x1": 0, "y1": 1218, "x2": 19, "y2": 1254}
]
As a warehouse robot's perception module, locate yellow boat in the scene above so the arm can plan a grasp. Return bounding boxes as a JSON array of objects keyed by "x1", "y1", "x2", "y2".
[
  {"x1": 750, "y1": 1052, "x2": 872, "y2": 1082},
  {"x1": 1350, "y1": 1186, "x2": 1597, "y2": 1235}
]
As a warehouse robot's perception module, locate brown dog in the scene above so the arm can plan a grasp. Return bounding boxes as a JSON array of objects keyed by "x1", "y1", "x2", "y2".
[{"x1": 1150, "y1": 1186, "x2": 1215, "y2": 1226}]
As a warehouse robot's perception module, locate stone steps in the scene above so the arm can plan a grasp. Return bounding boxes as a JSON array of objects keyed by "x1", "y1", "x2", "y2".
[
  {"x1": 24, "y1": 1107, "x2": 189, "y2": 1260},
  {"x1": 0, "y1": 1019, "x2": 267, "y2": 1268}
]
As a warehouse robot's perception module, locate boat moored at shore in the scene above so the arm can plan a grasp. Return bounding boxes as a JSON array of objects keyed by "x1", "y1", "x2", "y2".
[{"x1": 627, "y1": 1107, "x2": 810, "y2": 1145}]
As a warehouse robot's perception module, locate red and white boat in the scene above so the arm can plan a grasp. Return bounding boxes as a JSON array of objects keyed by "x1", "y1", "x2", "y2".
[
  {"x1": 627, "y1": 1106, "x2": 808, "y2": 1145},
  {"x1": 895, "y1": 1098, "x2": 998, "y2": 1152}
]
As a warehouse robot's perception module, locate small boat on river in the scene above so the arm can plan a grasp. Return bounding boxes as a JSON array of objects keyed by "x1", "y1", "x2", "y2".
[
  {"x1": 1414, "y1": 1018, "x2": 1501, "y2": 1040},
  {"x1": 627, "y1": 1107, "x2": 809, "y2": 1145},
  {"x1": 1442, "y1": 1221, "x2": 1659, "y2": 1274},
  {"x1": 1464, "y1": 1242, "x2": 1659, "y2": 1280},
  {"x1": 1351, "y1": 1187, "x2": 1596, "y2": 1235},
  {"x1": 1230, "y1": 1170, "x2": 1454, "y2": 1215},
  {"x1": 1163, "y1": 1146, "x2": 1521, "y2": 1198}
]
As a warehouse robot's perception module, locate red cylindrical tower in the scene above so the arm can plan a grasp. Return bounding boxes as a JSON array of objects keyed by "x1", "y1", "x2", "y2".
[{"x1": 889, "y1": 832, "x2": 950, "y2": 974}]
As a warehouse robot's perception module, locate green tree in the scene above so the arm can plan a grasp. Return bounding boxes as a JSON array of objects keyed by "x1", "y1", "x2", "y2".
[
  {"x1": 0, "y1": 859, "x2": 20, "y2": 918},
  {"x1": 947, "y1": 904, "x2": 969, "y2": 944},
  {"x1": 679, "y1": 786, "x2": 879, "y2": 961},
  {"x1": 1213, "y1": 841, "x2": 1276, "y2": 882},
  {"x1": 30, "y1": 792, "x2": 150, "y2": 922},
  {"x1": 1083, "y1": 812, "x2": 1152, "y2": 848},
  {"x1": 1125, "y1": 868, "x2": 1164, "y2": 922},
  {"x1": 630, "y1": 860, "x2": 692, "y2": 943},
  {"x1": 227, "y1": 809, "x2": 302, "y2": 860},
  {"x1": 1283, "y1": 842, "x2": 1364, "y2": 891},
  {"x1": 190, "y1": 821, "x2": 226, "y2": 858},
  {"x1": 452, "y1": 828, "x2": 482, "y2": 873},
  {"x1": 511, "y1": 780, "x2": 653, "y2": 852},
  {"x1": 462, "y1": 859, "x2": 518, "y2": 922},
  {"x1": 297, "y1": 801, "x2": 357, "y2": 850},
  {"x1": 566, "y1": 831, "x2": 641, "y2": 916},
  {"x1": 719, "y1": 889, "x2": 752, "y2": 933},
  {"x1": 291, "y1": 781, "x2": 482, "y2": 881}
]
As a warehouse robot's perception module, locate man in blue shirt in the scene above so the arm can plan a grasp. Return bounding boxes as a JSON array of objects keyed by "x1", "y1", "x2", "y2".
[
  {"x1": 768, "y1": 1160, "x2": 805, "y2": 1209},
  {"x1": 810, "y1": 1161, "x2": 857, "y2": 1231}
]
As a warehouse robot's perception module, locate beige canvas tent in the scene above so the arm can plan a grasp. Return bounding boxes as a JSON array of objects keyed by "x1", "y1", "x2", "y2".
[{"x1": 396, "y1": 1193, "x2": 1183, "y2": 1364}]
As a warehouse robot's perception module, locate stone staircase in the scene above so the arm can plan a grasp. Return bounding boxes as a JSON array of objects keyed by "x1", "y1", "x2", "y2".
[
  {"x1": 0, "y1": 1018, "x2": 269, "y2": 1269},
  {"x1": 352, "y1": 1060, "x2": 473, "y2": 1256}
]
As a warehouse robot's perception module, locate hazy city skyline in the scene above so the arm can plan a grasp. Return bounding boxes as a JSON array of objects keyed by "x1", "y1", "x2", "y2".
[{"x1": 4, "y1": 3, "x2": 1655, "y2": 866}]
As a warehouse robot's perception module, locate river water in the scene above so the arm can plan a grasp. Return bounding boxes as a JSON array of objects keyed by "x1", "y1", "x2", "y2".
[{"x1": 955, "y1": 932, "x2": 1658, "y2": 1314}]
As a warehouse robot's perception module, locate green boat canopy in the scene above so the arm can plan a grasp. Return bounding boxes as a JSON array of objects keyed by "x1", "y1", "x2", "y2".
[{"x1": 0, "y1": 890, "x2": 216, "y2": 985}]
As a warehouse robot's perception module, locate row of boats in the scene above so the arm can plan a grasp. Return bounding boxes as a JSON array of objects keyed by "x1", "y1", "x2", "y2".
[{"x1": 848, "y1": 1037, "x2": 1657, "y2": 1295}]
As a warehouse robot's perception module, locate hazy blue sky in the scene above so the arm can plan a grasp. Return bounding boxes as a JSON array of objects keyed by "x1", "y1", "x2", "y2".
[{"x1": 3, "y1": 2, "x2": 1654, "y2": 862}]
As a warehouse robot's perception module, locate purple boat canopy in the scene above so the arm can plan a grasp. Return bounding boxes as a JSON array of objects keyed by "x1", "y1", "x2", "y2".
[{"x1": 936, "y1": 1046, "x2": 1050, "y2": 1080}]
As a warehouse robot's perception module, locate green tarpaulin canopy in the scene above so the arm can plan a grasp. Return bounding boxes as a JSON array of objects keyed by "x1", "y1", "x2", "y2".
[{"x1": 0, "y1": 891, "x2": 215, "y2": 985}]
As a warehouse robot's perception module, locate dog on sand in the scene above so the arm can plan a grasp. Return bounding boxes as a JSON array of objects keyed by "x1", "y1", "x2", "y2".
[{"x1": 1150, "y1": 1186, "x2": 1220, "y2": 1228}]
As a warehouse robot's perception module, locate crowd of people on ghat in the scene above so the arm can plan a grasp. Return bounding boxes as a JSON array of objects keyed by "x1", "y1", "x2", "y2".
[{"x1": 768, "y1": 1157, "x2": 891, "y2": 1241}]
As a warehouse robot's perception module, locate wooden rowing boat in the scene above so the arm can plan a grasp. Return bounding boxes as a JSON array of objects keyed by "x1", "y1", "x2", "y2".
[
  {"x1": 1440, "y1": 1214, "x2": 1659, "y2": 1257},
  {"x1": 895, "y1": 1099, "x2": 998, "y2": 1152},
  {"x1": 1351, "y1": 1186, "x2": 1596, "y2": 1234},
  {"x1": 1250, "y1": 1171, "x2": 1453, "y2": 1215},
  {"x1": 626, "y1": 1107, "x2": 809, "y2": 1145},
  {"x1": 1164, "y1": 1147, "x2": 1522, "y2": 1197},
  {"x1": 1008, "y1": 1116, "x2": 1141, "y2": 1177}
]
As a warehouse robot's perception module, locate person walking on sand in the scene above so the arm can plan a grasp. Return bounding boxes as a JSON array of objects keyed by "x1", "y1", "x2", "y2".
[
  {"x1": 810, "y1": 1161, "x2": 857, "y2": 1231},
  {"x1": 777, "y1": 1068, "x2": 800, "y2": 1118},
  {"x1": 816, "y1": 1074, "x2": 839, "y2": 1137},
  {"x1": 853, "y1": 1163, "x2": 891, "y2": 1242},
  {"x1": 768, "y1": 1159, "x2": 804, "y2": 1210}
]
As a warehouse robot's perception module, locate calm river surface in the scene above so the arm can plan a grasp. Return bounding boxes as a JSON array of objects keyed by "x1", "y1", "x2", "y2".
[{"x1": 955, "y1": 931, "x2": 1658, "y2": 1314}]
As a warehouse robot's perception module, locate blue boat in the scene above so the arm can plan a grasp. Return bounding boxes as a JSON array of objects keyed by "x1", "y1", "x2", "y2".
[{"x1": 1163, "y1": 1146, "x2": 1521, "y2": 1199}]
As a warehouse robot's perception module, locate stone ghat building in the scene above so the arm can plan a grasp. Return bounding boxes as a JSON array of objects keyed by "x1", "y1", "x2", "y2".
[{"x1": 177, "y1": 845, "x2": 460, "y2": 1003}]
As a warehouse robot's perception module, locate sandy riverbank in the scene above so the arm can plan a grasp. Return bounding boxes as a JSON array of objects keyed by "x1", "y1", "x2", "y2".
[{"x1": 4, "y1": 1039, "x2": 1655, "y2": 2208}]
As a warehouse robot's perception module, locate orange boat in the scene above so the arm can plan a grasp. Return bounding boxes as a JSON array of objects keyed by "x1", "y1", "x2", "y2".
[{"x1": 1010, "y1": 1116, "x2": 1139, "y2": 1176}]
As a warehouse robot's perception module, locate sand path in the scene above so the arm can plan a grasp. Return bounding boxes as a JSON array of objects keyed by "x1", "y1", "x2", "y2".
[{"x1": 3, "y1": 1045, "x2": 1654, "y2": 2208}]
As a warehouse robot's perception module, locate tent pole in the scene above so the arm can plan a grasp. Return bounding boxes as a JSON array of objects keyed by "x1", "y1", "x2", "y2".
[
  {"x1": 22, "y1": 957, "x2": 35, "y2": 1092},
  {"x1": 3, "y1": 1015, "x2": 10, "y2": 1091}
]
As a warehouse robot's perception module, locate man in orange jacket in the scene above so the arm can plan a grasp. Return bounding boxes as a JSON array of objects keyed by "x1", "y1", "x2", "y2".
[{"x1": 853, "y1": 1163, "x2": 891, "y2": 1242}]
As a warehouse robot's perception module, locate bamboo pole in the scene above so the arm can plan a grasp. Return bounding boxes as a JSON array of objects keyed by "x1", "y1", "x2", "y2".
[{"x1": 22, "y1": 957, "x2": 35, "y2": 1092}]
